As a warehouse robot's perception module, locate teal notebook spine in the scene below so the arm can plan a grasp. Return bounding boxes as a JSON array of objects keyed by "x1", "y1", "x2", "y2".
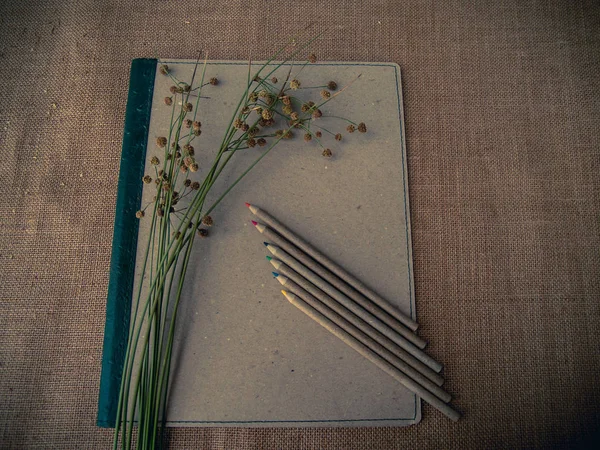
[{"x1": 97, "y1": 58, "x2": 157, "y2": 428}]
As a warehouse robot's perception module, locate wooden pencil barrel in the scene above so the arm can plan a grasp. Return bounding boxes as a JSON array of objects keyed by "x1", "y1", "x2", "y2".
[
  {"x1": 274, "y1": 263, "x2": 443, "y2": 387},
  {"x1": 250, "y1": 204, "x2": 419, "y2": 331},
  {"x1": 267, "y1": 246, "x2": 442, "y2": 373},
  {"x1": 283, "y1": 291, "x2": 460, "y2": 422}
]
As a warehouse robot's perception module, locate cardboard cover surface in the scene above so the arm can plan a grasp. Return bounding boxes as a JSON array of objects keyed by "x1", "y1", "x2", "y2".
[{"x1": 133, "y1": 60, "x2": 418, "y2": 427}]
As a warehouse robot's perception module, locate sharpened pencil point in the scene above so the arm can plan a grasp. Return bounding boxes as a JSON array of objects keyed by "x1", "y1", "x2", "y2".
[
  {"x1": 251, "y1": 220, "x2": 258, "y2": 226},
  {"x1": 272, "y1": 272, "x2": 279, "y2": 277},
  {"x1": 245, "y1": 202, "x2": 251, "y2": 208},
  {"x1": 263, "y1": 242, "x2": 269, "y2": 246},
  {"x1": 266, "y1": 255, "x2": 272, "y2": 261}
]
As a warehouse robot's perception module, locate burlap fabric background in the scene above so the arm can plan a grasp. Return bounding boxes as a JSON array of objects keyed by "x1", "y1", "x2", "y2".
[{"x1": 1, "y1": 1, "x2": 599, "y2": 448}]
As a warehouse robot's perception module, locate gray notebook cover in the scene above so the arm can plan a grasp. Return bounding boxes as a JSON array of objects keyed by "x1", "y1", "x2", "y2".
[{"x1": 130, "y1": 60, "x2": 418, "y2": 427}]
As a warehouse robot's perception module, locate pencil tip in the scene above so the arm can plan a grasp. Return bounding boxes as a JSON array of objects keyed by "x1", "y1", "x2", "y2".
[
  {"x1": 281, "y1": 289, "x2": 287, "y2": 296},
  {"x1": 266, "y1": 255, "x2": 272, "y2": 261},
  {"x1": 272, "y1": 272, "x2": 279, "y2": 277},
  {"x1": 251, "y1": 220, "x2": 258, "y2": 226},
  {"x1": 245, "y1": 202, "x2": 251, "y2": 208},
  {"x1": 263, "y1": 242, "x2": 269, "y2": 246}
]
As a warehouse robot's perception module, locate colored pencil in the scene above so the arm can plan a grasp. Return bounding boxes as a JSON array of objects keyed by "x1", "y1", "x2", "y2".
[
  {"x1": 267, "y1": 246, "x2": 442, "y2": 373},
  {"x1": 253, "y1": 221, "x2": 426, "y2": 349},
  {"x1": 247, "y1": 203, "x2": 419, "y2": 331},
  {"x1": 274, "y1": 272, "x2": 445, "y2": 389},
  {"x1": 272, "y1": 264, "x2": 442, "y2": 385},
  {"x1": 281, "y1": 290, "x2": 460, "y2": 422}
]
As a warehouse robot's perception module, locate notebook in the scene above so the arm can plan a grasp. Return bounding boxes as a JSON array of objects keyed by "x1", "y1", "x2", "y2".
[{"x1": 98, "y1": 58, "x2": 419, "y2": 427}]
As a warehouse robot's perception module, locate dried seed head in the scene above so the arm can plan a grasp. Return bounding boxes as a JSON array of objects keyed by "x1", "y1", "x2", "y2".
[
  {"x1": 258, "y1": 90, "x2": 269, "y2": 98},
  {"x1": 150, "y1": 156, "x2": 160, "y2": 165},
  {"x1": 290, "y1": 79, "x2": 300, "y2": 90},
  {"x1": 202, "y1": 215, "x2": 214, "y2": 227},
  {"x1": 170, "y1": 142, "x2": 181, "y2": 151},
  {"x1": 265, "y1": 118, "x2": 275, "y2": 127},
  {"x1": 327, "y1": 81, "x2": 337, "y2": 91},
  {"x1": 157, "y1": 207, "x2": 164, "y2": 217},
  {"x1": 262, "y1": 109, "x2": 273, "y2": 120},
  {"x1": 257, "y1": 138, "x2": 267, "y2": 147},
  {"x1": 258, "y1": 118, "x2": 267, "y2": 127},
  {"x1": 301, "y1": 103, "x2": 309, "y2": 112},
  {"x1": 322, "y1": 148, "x2": 333, "y2": 158},
  {"x1": 312, "y1": 109, "x2": 322, "y2": 119},
  {"x1": 158, "y1": 170, "x2": 164, "y2": 177},
  {"x1": 136, "y1": 210, "x2": 145, "y2": 219},
  {"x1": 320, "y1": 90, "x2": 331, "y2": 99},
  {"x1": 283, "y1": 130, "x2": 293, "y2": 139},
  {"x1": 290, "y1": 112, "x2": 299, "y2": 121},
  {"x1": 175, "y1": 151, "x2": 181, "y2": 159},
  {"x1": 182, "y1": 83, "x2": 191, "y2": 92},
  {"x1": 271, "y1": 76, "x2": 278, "y2": 83},
  {"x1": 184, "y1": 144, "x2": 194, "y2": 156},
  {"x1": 198, "y1": 228, "x2": 209, "y2": 238},
  {"x1": 282, "y1": 95, "x2": 291, "y2": 105},
  {"x1": 170, "y1": 85, "x2": 183, "y2": 94},
  {"x1": 316, "y1": 131, "x2": 322, "y2": 138},
  {"x1": 194, "y1": 128, "x2": 202, "y2": 136},
  {"x1": 184, "y1": 119, "x2": 193, "y2": 128},
  {"x1": 249, "y1": 92, "x2": 258, "y2": 102},
  {"x1": 335, "y1": 133, "x2": 342, "y2": 141},
  {"x1": 183, "y1": 102, "x2": 193, "y2": 112},
  {"x1": 347, "y1": 124, "x2": 356, "y2": 133},
  {"x1": 164, "y1": 97, "x2": 173, "y2": 106},
  {"x1": 162, "y1": 182, "x2": 171, "y2": 191},
  {"x1": 156, "y1": 137, "x2": 167, "y2": 148},
  {"x1": 308, "y1": 53, "x2": 317, "y2": 63},
  {"x1": 248, "y1": 126, "x2": 258, "y2": 137},
  {"x1": 209, "y1": 77, "x2": 219, "y2": 86},
  {"x1": 191, "y1": 181, "x2": 200, "y2": 190},
  {"x1": 233, "y1": 118, "x2": 243, "y2": 129},
  {"x1": 241, "y1": 123, "x2": 250, "y2": 132},
  {"x1": 266, "y1": 94, "x2": 276, "y2": 105},
  {"x1": 143, "y1": 175, "x2": 152, "y2": 184},
  {"x1": 183, "y1": 156, "x2": 194, "y2": 167},
  {"x1": 180, "y1": 164, "x2": 188, "y2": 173},
  {"x1": 184, "y1": 179, "x2": 192, "y2": 187},
  {"x1": 174, "y1": 231, "x2": 181, "y2": 239},
  {"x1": 241, "y1": 106, "x2": 251, "y2": 115},
  {"x1": 304, "y1": 133, "x2": 312, "y2": 142},
  {"x1": 307, "y1": 101, "x2": 315, "y2": 108},
  {"x1": 247, "y1": 138, "x2": 256, "y2": 148},
  {"x1": 358, "y1": 122, "x2": 367, "y2": 133},
  {"x1": 159, "y1": 64, "x2": 169, "y2": 75},
  {"x1": 282, "y1": 105, "x2": 293, "y2": 115},
  {"x1": 275, "y1": 130, "x2": 284, "y2": 137},
  {"x1": 190, "y1": 163, "x2": 199, "y2": 172}
]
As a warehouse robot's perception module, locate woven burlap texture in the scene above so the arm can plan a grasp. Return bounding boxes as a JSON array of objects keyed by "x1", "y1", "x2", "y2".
[{"x1": 1, "y1": 1, "x2": 599, "y2": 449}]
